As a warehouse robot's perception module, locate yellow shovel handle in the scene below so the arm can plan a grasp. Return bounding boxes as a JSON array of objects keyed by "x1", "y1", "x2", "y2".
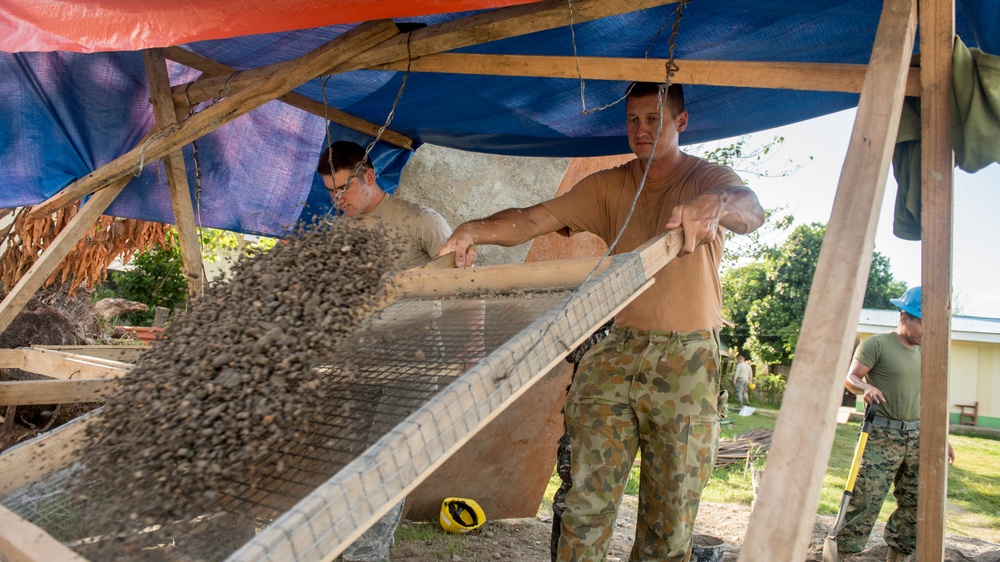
[{"x1": 845, "y1": 432, "x2": 869, "y2": 492}]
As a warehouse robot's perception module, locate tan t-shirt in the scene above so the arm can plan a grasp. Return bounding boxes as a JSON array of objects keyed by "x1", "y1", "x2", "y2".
[
  {"x1": 541, "y1": 155, "x2": 743, "y2": 331},
  {"x1": 352, "y1": 194, "x2": 452, "y2": 272}
]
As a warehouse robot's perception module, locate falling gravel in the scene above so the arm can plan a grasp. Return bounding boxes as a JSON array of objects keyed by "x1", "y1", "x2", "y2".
[{"x1": 74, "y1": 219, "x2": 398, "y2": 539}]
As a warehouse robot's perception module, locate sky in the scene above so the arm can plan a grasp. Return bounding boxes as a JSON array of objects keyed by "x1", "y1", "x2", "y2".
[{"x1": 697, "y1": 108, "x2": 1000, "y2": 319}]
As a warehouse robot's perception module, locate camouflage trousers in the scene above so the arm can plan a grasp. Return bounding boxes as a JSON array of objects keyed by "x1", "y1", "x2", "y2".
[
  {"x1": 558, "y1": 325, "x2": 721, "y2": 562},
  {"x1": 837, "y1": 425, "x2": 920, "y2": 556}
]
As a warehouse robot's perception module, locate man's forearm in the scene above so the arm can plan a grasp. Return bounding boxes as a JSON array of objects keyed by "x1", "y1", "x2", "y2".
[
  {"x1": 460, "y1": 205, "x2": 563, "y2": 247},
  {"x1": 458, "y1": 208, "x2": 536, "y2": 247},
  {"x1": 845, "y1": 374, "x2": 870, "y2": 395},
  {"x1": 717, "y1": 186, "x2": 765, "y2": 235}
]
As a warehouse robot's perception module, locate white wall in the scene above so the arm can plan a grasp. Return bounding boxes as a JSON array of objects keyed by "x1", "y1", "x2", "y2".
[{"x1": 397, "y1": 144, "x2": 570, "y2": 266}]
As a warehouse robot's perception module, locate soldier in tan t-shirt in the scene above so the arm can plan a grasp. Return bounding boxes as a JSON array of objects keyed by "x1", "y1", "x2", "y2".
[
  {"x1": 318, "y1": 141, "x2": 452, "y2": 272},
  {"x1": 438, "y1": 82, "x2": 764, "y2": 562},
  {"x1": 317, "y1": 141, "x2": 452, "y2": 562}
]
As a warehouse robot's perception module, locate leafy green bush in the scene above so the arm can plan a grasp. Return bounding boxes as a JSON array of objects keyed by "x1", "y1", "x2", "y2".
[
  {"x1": 754, "y1": 372, "x2": 787, "y2": 406},
  {"x1": 97, "y1": 241, "x2": 188, "y2": 326}
]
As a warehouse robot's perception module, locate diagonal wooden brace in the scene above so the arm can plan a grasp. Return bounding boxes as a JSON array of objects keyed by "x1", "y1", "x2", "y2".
[
  {"x1": 28, "y1": 20, "x2": 399, "y2": 220},
  {"x1": 739, "y1": 0, "x2": 918, "y2": 559}
]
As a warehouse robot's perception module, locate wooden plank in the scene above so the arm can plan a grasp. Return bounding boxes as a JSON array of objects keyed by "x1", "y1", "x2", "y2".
[
  {"x1": 0, "y1": 412, "x2": 96, "y2": 496},
  {"x1": 374, "y1": 55, "x2": 922, "y2": 96},
  {"x1": 22, "y1": 348, "x2": 134, "y2": 371},
  {"x1": 171, "y1": 0, "x2": 678, "y2": 106},
  {"x1": 0, "y1": 348, "x2": 25, "y2": 369},
  {"x1": 0, "y1": 179, "x2": 129, "y2": 336},
  {"x1": 0, "y1": 504, "x2": 90, "y2": 562},
  {"x1": 635, "y1": 230, "x2": 683, "y2": 279},
  {"x1": 917, "y1": 0, "x2": 955, "y2": 559},
  {"x1": 162, "y1": 47, "x2": 414, "y2": 150},
  {"x1": 30, "y1": 345, "x2": 146, "y2": 363},
  {"x1": 340, "y1": 0, "x2": 679, "y2": 72},
  {"x1": 143, "y1": 48, "x2": 205, "y2": 299},
  {"x1": 388, "y1": 255, "x2": 614, "y2": 299},
  {"x1": 16, "y1": 349, "x2": 129, "y2": 380},
  {"x1": 0, "y1": 378, "x2": 118, "y2": 406},
  {"x1": 26, "y1": 20, "x2": 399, "y2": 219},
  {"x1": 738, "y1": 0, "x2": 918, "y2": 560}
]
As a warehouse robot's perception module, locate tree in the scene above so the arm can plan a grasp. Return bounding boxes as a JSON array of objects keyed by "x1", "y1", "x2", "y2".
[
  {"x1": 696, "y1": 136, "x2": 798, "y2": 267},
  {"x1": 722, "y1": 222, "x2": 907, "y2": 366},
  {"x1": 99, "y1": 239, "x2": 188, "y2": 326}
]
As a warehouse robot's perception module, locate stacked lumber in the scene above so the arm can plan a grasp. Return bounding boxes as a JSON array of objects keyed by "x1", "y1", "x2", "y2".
[{"x1": 715, "y1": 428, "x2": 773, "y2": 469}]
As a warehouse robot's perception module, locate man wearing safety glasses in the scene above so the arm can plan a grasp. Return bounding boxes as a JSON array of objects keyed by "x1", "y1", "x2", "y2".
[{"x1": 318, "y1": 141, "x2": 452, "y2": 272}]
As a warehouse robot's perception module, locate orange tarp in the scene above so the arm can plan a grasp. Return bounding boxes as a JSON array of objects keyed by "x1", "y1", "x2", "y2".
[{"x1": 0, "y1": 0, "x2": 539, "y2": 53}]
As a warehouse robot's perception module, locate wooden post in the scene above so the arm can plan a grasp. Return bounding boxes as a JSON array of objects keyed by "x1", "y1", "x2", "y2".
[
  {"x1": 0, "y1": 180, "x2": 129, "y2": 336},
  {"x1": 739, "y1": 0, "x2": 918, "y2": 560},
  {"x1": 143, "y1": 48, "x2": 205, "y2": 299},
  {"x1": 917, "y1": 0, "x2": 954, "y2": 559}
]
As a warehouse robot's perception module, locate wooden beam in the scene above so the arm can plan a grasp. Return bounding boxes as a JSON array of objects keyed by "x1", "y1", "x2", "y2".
[
  {"x1": 170, "y1": 0, "x2": 677, "y2": 106},
  {"x1": 163, "y1": 47, "x2": 414, "y2": 150},
  {"x1": 917, "y1": 0, "x2": 955, "y2": 559},
  {"x1": 143, "y1": 48, "x2": 205, "y2": 299},
  {"x1": 29, "y1": 345, "x2": 146, "y2": 363},
  {"x1": 0, "y1": 348, "x2": 24, "y2": 369},
  {"x1": 340, "y1": 0, "x2": 678, "y2": 73},
  {"x1": 389, "y1": 255, "x2": 614, "y2": 299},
  {"x1": 0, "y1": 378, "x2": 118, "y2": 406},
  {"x1": 21, "y1": 348, "x2": 133, "y2": 372},
  {"x1": 0, "y1": 179, "x2": 129, "y2": 336},
  {"x1": 26, "y1": 20, "x2": 399, "y2": 219},
  {"x1": 13, "y1": 348, "x2": 129, "y2": 380},
  {"x1": 635, "y1": 230, "x2": 683, "y2": 279},
  {"x1": 374, "y1": 55, "x2": 922, "y2": 96},
  {"x1": 0, "y1": 412, "x2": 97, "y2": 496},
  {"x1": 389, "y1": 229, "x2": 680, "y2": 300},
  {"x1": 0, "y1": 504, "x2": 90, "y2": 562},
  {"x1": 739, "y1": 0, "x2": 918, "y2": 560}
]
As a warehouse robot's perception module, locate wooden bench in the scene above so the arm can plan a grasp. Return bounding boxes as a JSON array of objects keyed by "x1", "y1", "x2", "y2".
[{"x1": 956, "y1": 401, "x2": 978, "y2": 427}]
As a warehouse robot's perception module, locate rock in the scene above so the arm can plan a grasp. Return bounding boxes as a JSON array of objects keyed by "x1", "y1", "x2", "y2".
[
  {"x1": 0, "y1": 297, "x2": 86, "y2": 349},
  {"x1": 91, "y1": 298, "x2": 148, "y2": 321}
]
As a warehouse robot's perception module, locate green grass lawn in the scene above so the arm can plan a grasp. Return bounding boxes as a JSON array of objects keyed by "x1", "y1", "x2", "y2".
[{"x1": 541, "y1": 407, "x2": 1000, "y2": 542}]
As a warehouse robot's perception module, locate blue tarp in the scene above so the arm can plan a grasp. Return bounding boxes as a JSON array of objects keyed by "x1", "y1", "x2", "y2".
[{"x1": 0, "y1": 1, "x2": 995, "y2": 235}]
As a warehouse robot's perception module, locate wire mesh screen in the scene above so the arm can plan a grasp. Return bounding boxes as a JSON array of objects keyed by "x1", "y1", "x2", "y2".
[
  {"x1": 232, "y1": 253, "x2": 649, "y2": 562},
  {"x1": 0, "y1": 252, "x2": 650, "y2": 562}
]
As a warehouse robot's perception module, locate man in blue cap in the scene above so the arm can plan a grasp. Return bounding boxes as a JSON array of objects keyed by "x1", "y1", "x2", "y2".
[{"x1": 838, "y1": 286, "x2": 955, "y2": 562}]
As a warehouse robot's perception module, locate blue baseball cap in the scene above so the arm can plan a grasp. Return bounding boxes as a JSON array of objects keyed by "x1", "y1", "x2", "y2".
[{"x1": 890, "y1": 286, "x2": 921, "y2": 319}]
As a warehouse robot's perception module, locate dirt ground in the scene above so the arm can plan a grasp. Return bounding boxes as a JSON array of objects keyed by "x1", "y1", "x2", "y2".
[{"x1": 391, "y1": 496, "x2": 1000, "y2": 561}]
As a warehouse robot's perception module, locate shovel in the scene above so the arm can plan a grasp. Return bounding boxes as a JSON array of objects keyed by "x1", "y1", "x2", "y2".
[{"x1": 822, "y1": 401, "x2": 878, "y2": 562}]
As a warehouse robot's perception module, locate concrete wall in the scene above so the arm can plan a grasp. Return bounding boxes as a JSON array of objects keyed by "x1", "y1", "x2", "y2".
[{"x1": 396, "y1": 144, "x2": 571, "y2": 266}]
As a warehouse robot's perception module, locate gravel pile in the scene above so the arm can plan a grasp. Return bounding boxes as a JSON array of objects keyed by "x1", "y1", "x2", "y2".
[{"x1": 75, "y1": 219, "x2": 397, "y2": 534}]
